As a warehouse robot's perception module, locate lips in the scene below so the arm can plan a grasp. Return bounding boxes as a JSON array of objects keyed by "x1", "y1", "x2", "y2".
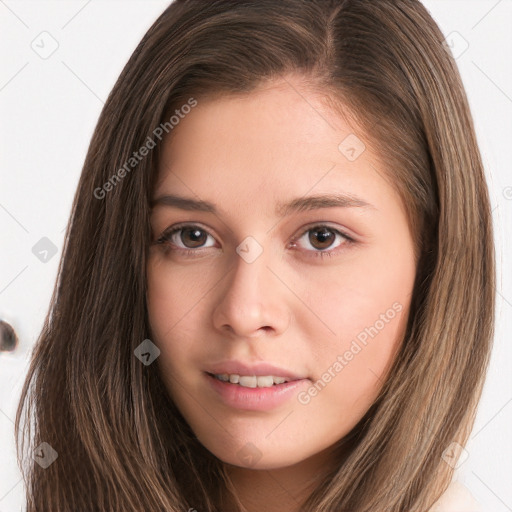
[
  {"x1": 205, "y1": 371, "x2": 310, "y2": 411},
  {"x1": 204, "y1": 360, "x2": 307, "y2": 381}
]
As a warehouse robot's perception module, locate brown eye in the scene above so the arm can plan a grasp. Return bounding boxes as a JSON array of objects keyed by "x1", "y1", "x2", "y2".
[
  {"x1": 157, "y1": 224, "x2": 216, "y2": 251},
  {"x1": 180, "y1": 227, "x2": 208, "y2": 248},
  {"x1": 308, "y1": 227, "x2": 336, "y2": 250},
  {"x1": 292, "y1": 224, "x2": 353, "y2": 257}
]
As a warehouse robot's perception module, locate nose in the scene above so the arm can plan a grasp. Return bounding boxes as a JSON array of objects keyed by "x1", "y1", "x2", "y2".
[{"x1": 212, "y1": 244, "x2": 291, "y2": 338}]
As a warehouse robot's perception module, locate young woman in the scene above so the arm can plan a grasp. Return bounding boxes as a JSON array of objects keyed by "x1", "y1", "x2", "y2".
[{"x1": 15, "y1": 1, "x2": 495, "y2": 511}]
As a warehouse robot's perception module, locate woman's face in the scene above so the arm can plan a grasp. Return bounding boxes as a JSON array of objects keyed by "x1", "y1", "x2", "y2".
[{"x1": 147, "y1": 76, "x2": 417, "y2": 471}]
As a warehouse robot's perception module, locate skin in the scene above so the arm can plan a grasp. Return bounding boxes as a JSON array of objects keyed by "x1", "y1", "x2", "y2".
[{"x1": 146, "y1": 75, "x2": 417, "y2": 512}]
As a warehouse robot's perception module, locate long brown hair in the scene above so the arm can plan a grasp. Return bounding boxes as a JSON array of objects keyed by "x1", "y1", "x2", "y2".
[{"x1": 15, "y1": 1, "x2": 495, "y2": 510}]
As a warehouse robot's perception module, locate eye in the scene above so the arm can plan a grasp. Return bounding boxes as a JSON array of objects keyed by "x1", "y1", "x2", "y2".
[
  {"x1": 155, "y1": 224, "x2": 217, "y2": 252},
  {"x1": 291, "y1": 224, "x2": 354, "y2": 258}
]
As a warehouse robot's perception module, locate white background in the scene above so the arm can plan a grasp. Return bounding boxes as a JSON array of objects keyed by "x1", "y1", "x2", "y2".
[{"x1": 1, "y1": 1, "x2": 511, "y2": 510}]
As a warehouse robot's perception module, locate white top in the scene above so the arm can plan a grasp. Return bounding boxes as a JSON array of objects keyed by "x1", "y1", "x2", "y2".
[{"x1": 429, "y1": 481, "x2": 482, "y2": 512}]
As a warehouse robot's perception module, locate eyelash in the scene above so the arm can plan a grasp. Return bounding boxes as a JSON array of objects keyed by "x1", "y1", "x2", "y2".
[{"x1": 154, "y1": 223, "x2": 355, "y2": 260}]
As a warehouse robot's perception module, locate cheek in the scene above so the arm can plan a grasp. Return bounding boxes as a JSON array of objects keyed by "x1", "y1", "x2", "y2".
[
  {"x1": 296, "y1": 243, "x2": 414, "y2": 416},
  {"x1": 146, "y1": 260, "x2": 203, "y2": 363},
  {"x1": 146, "y1": 255, "x2": 214, "y2": 331},
  {"x1": 302, "y1": 227, "x2": 414, "y2": 339},
  {"x1": 147, "y1": 264, "x2": 177, "y2": 337},
  {"x1": 146, "y1": 260, "x2": 208, "y2": 408}
]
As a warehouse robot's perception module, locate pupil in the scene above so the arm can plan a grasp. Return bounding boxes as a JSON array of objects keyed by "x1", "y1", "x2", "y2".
[
  {"x1": 182, "y1": 228, "x2": 206, "y2": 248},
  {"x1": 310, "y1": 228, "x2": 334, "y2": 249}
]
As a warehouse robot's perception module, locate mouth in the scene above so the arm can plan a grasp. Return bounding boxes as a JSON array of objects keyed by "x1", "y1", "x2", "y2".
[
  {"x1": 204, "y1": 360, "x2": 306, "y2": 383},
  {"x1": 204, "y1": 371, "x2": 310, "y2": 411},
  {"x1": 206, "y1": 372, "x2": 295, "y2": 388}
]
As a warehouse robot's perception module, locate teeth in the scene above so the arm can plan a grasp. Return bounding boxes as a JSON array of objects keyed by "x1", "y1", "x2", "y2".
[
  {"x1": 213, "y1": 373, "x2": 290, "y2": 388},
  {"x1": 239, "y1": 376, "x2": 257, "y2": 388}
]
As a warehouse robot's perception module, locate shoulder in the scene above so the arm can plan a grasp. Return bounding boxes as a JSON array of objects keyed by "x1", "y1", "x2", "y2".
[{"x1": 429, "y1": 481, "x2": 482, "y2": 512}]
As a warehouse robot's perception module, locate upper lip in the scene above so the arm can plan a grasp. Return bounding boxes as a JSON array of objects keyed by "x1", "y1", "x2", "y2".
[{"x1": 205, "y1": 360, "x2": 306, "y2": 381}]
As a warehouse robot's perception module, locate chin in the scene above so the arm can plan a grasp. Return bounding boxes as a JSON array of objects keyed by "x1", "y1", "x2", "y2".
[{"x1": 200, "y1": 437, "x2": 310, "y2": 471}]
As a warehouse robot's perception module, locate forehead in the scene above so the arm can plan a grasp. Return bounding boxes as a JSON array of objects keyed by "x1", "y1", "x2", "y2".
[{"x1": 153, "y1": 79, "x2": 397, "y2": 218}]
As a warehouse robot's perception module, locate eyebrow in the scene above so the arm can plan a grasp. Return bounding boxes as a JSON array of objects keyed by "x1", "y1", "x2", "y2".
[{"x1": 150, "y1": 193, "x2": 376, "y2": 216}]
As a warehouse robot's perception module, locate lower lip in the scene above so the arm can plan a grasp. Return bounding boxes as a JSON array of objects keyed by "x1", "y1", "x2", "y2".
[{"x1": 205, "y1": 372, "x2": 309, "y2": 411}]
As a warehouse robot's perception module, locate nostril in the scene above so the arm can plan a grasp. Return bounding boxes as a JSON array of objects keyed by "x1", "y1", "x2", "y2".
[{"x1": 0, "y1": 319, "x2": 18, "y2": 352}]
